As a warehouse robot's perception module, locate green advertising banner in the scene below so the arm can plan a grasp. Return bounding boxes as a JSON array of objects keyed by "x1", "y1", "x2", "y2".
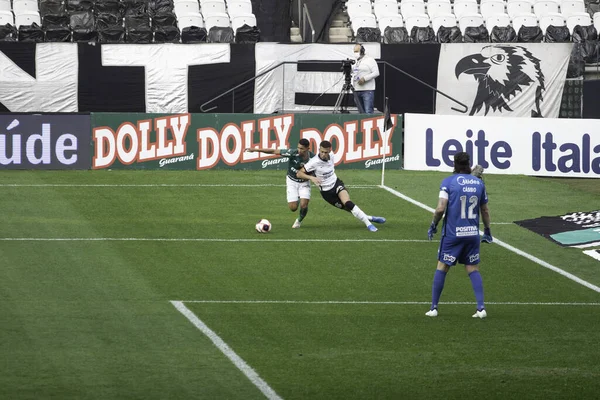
[{"x1": 90, "y1": 113, "x2": 402, "y2": 170}]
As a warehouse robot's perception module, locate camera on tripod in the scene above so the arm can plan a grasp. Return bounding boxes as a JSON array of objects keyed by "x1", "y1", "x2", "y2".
[{"x1": 341, "y1": 58, "x2": 355, "y2": 82}]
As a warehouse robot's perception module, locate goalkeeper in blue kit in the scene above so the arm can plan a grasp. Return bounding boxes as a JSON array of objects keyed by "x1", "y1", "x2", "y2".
[{"x1": 426, "y1": 152, "x2": 492, "y2": 318}]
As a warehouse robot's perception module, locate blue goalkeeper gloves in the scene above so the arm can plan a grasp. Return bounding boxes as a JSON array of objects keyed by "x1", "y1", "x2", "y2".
[
  {"x1": 481, "y1": 227, "x2": 493, "y2": 243},
  {"x1": 427, "y1": 221, "x2": 438, "y2": 241}
]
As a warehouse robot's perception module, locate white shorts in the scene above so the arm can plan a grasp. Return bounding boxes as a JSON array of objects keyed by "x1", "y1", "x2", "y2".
[{"x1": 286, "y1": 176, "x2": 311, "y2": 203}]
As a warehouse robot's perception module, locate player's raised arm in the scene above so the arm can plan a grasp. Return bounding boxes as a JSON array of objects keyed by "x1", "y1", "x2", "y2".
[{"x1": 244, "y1": 148, "x2": 281, "y2": 155}]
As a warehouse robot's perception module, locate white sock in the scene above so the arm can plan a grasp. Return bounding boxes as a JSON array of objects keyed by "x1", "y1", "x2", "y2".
[{"x1": 351, "y1": 205, "x2": 371, "y2": 226}]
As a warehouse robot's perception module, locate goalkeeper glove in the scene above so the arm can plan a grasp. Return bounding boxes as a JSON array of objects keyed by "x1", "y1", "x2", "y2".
[
  {"x1": 481, "y1": 227, "x2": 493, "y2": 243},
  {"x1": 428, "y1": 221, "x2": 438, "y2": 241},
  {"x1": 472, "y1": 165, "x2": 484, "y2": 179}
]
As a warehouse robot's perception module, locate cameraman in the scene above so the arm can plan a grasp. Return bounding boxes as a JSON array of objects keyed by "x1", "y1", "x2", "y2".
[{"x1": 352, "y1": 44, "x2": 379, "y2": 114}]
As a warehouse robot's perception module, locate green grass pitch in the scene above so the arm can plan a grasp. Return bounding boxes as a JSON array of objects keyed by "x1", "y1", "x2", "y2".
[{"x1": 0, "y1": 169, "x2": 599, "y2": 399}]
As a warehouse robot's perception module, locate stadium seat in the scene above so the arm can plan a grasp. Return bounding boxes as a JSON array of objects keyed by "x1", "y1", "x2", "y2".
[
  {"x1": 0, "y1": 0, "x2": 10, "y2": 12},
  {"x1": 427, "y1": 1, "x2": 453, "y2": 19},
  {"x1": 560, "y1": 0, "x2": 586, "y2": 18},
  {"x1": 453, "y1": 1, "x2": 479, "y2": 19},
  {"x1": 347, "y1": 1, "x2": 373, "y2": 20},
  {"x1": 202, "y1": 0, "x2": 227, "y2": 15},
  {"x1": 401, "y1": 1, "x2": 426, "y2": 17},
  {"x1": 507, "y1": 0, "x2": 533, "y2": 18},
  {"x1": 178, "y1": 12, "x2": 204, "y2": 28},
  {"x1": 373, "y1": 1, "x2": 398, "y2": 19},
  {"x1": 480, "y1": 0, "x2": 506, "y2": 19},
  {"x1": 13, "y1": 0, "x2": 39, "y2": 14},
  {"x1": 174, "y1": 1, "x2": 201, "y2": 16},
  {"x1": 404, "y1": 13, "x2": 430, "y2": 33},
  {"x1": 486, "y1": 13, "x2": 511, "y2": 30},
  {"x1": 351, "y1": 13, "x2": 377, "y2": 35},
  {"x1": 378, "y1": 14, "x2": 404, "y2": 32},
  {"x1": 533, "y1": 0, "x2": 559, "y2": 17},
  {"x1": 0, "y1": 10, "x2": 13, "y2": 25},
  {"x1": 539, "y1": 12, "x2": 565, "y2": 33},
  {"x1": 231, "y1": 13, "x2": 255, "y2": 30},
  {"x1": 566, "y1": 12, "x2": 592, "y2": 33},
  {"x1": 227, "y1": 1, "x2": 253, "y2": 18},
  {"x1": 512, "y1": 12, "x2": 538, "y2": 33},
  {"x1": 459, "y1": 13, "x2": 485, "y2": 33},
  {"x1": 431, "y1": 13, "x2": 457, "y2": 33},
  {"x1": 204, "y1": 12, "x2": 230, "y2": 30},
  {"x1": 14, "y1": 11, "x2": 40, "y2": 27},
  {"x1": 594, "y1": 12, "x2": 600, "y2": 33}
]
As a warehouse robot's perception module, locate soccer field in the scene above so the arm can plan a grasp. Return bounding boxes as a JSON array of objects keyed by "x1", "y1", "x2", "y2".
[{"x1": 1, "y1": 169, "x2": 599, "y2": 399}]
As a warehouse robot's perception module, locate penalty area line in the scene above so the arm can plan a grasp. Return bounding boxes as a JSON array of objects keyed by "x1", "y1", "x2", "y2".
[{"x1": 171, "y1": 301, "x2": 283, "y2": 400}]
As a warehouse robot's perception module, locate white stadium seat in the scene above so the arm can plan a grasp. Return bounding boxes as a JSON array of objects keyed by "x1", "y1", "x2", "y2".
[
  {"x1": 566, "y1": 12, "x2": 592, "y2": 33},
  {"x1": 202, "y1": 0, "x2": 227, "y2": 15},
  {"x1": 373, "y1": 1, "x2": 399, "y2": 20},
  {"x1": 0, "y1": 0, "x2": 11, "y2": 12},
  {"x1": 512, "y1": 12, "x2": 539, "y2": 33},
  {"x1": 378, "y1": 15, "x2": 404, "y2": 32},
  {"x1": 204, "y1": 12, "x2": 230, "y2": 30},
  {"x1": 177, "y1": 12, "x2": 205, "y2": 29},
  {"x1": 227, "y1": 1, "x2": 253, "y2": 18},
  {"x1": 401, "y1": 0, "x2": 426, "y2": 17},
  {"x1": 480, "y1": 0, "x2": 506, "y2": 19},
  {"x1": 231, "y1": 13, "x2": 256, "y2": 31},
  {"x1": 427, "y1": 1, "x2": 453, "y2": 19},
  {"x1": 560, "y1": 0, "x2": 586, "y2": 18},
  {"x1": 507, "y1": 0, "x2": 533, "y2": 18},
  {"x1": 404, "y1": 13, "x2": 430, "y2": 33},
  {"x1": 0, "y1": 10, "x2": 14, "y2": 25},
  {"x1": 458, "y1": 13, "x2": 485, "y2": 32},
  {"x1": 533, "y1": 0, "x2": 559, "y2": 17},
  {"x1": 347, "y1": 1, "x2": 373, "y2": 20},
  {"x1": 453, "y1": 1, "x2": 479, "y2": 19},
  {"x1": 486, "y1": 13, "x2": 512, "y2": 30},
  {"x1": 350, "y1": 13, "x2": 377, "y2": 35},
  {"x1": 14, "y1": 11, "x2": 40, "y2": 27},
  {"x1": 174, "y1": 1, "x2": 201, "y2": 16},
  {"x1": 12, "y1": 0, "x2": 39, "y2": 14},
  {"x1": 431, "y1": 13, "x2": 457, "y2": 33},
  {"x1": 539, "y1": 12, "x2": 565, "y2": 33}
]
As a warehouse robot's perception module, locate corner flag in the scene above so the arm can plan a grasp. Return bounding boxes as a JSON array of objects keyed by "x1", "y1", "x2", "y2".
[{"x1": 384, "y1": 97, "x2": 393, "y2": 132}]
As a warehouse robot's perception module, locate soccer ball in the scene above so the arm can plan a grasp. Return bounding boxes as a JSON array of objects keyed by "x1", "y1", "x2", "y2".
[{"x1": 255, "y1": 219, "x2": 272, "y2": 233}]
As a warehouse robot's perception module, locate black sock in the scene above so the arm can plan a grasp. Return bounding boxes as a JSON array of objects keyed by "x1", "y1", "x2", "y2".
[{"x1": 298, "y1": 207, "x2": 308, "y2": 221}]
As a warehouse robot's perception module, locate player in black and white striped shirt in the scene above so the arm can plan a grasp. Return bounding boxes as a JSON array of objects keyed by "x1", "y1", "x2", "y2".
[{"x1": 297, "y1": 140, "x2": 386, "y2": 232}]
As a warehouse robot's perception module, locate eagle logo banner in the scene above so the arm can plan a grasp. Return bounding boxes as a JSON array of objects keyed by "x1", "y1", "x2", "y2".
[{"x1": 435, "y1": 43, "x2": 572, "y2": 118}]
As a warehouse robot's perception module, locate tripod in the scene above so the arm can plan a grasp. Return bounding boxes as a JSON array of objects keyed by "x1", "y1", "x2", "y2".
[{"x1": 333, "y1": 79, "x2": 354, "y2": 114}]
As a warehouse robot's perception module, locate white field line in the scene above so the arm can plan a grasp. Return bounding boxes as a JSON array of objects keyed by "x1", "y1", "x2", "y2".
[
  {"x1": 178, "y1": 300, "x2": 600, "y2": 306},
  {"x1": 0, "y1": 238, "x2": 429, "y2": 243},
  {"x1": 0, "y1": 183, "x2": 377, "y2": 188},
  {"x1": 381, "y1": 185, "x2": 600, "y2": 294},
  {"x1": 171, "y1": 301, "x2": 282, "y2": 400}
]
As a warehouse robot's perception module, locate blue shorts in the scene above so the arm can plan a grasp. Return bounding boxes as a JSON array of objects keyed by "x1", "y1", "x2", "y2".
[{"x1": 437, "y1": 235, "x2": 481, "y2": 266}]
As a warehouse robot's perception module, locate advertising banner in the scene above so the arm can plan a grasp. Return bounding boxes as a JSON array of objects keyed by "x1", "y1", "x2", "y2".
[
  {"x1": 0, "y1": 114, "x2": 91, "y2": 170},
  {"x1": 91, "y1": 113, "x2": 401, "y2": 170},
  {"x1": 515, "y1": 210, "x2": 600, "y2": 248},
  {"x1": 404, "y1": 113, "x2": 600, "y2": 178}
]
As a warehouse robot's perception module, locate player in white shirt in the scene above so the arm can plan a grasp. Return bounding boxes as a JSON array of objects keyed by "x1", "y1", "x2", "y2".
[{"x1": 297, "y1": 140, "x2": 386, "y2": 232}]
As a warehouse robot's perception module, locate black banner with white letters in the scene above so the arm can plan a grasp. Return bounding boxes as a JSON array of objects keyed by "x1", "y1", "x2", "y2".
[
  {"x1": 0, "y1": 114, "x2": 91, "y2": 169},
  {"x1": 0, "y1": 42, "x2": 578, "y2": 116}
]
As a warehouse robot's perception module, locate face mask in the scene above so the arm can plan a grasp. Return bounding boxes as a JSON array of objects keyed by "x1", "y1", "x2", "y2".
[{"x1": 354, "y1": 52, "x2": 361, "y2": 58}]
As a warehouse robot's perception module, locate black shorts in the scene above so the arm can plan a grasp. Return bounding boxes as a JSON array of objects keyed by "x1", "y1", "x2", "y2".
[{"x1": 320, "y1": 178, "x2": 347, "y2": 209}]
